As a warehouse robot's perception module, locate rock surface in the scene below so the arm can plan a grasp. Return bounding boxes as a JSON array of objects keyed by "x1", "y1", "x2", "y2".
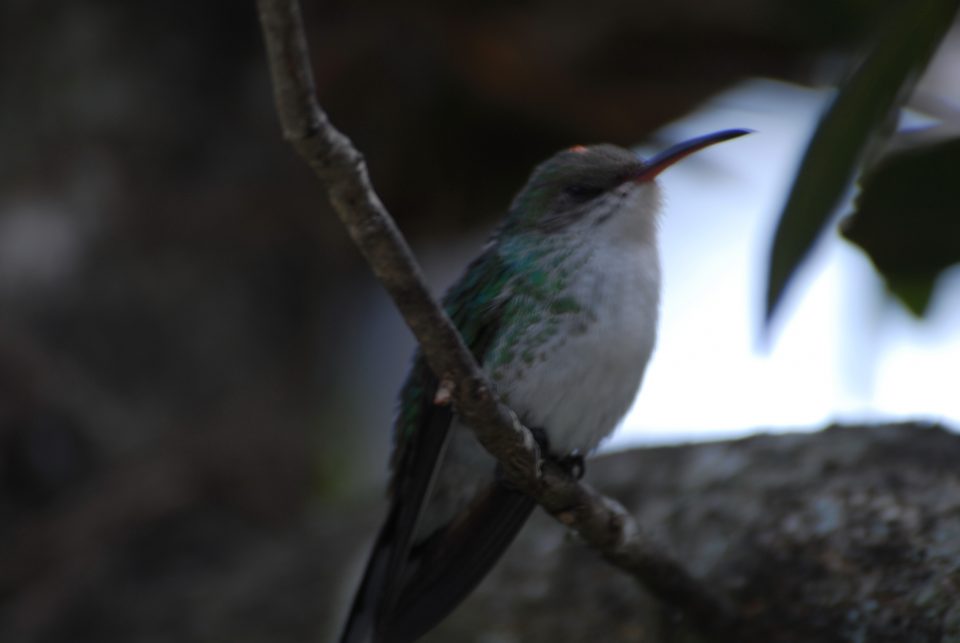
[
  {"x1": 6, "y1": 423, "x2": 959, "y2": 643},
  {"x1": 423, "y1": 423, "x2": 960, "y2": 643}
]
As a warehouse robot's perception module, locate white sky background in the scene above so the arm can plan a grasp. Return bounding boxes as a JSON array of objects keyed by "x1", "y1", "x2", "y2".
[{"x1": 608, "y1": 78, "x2": 960, "y2": 449}]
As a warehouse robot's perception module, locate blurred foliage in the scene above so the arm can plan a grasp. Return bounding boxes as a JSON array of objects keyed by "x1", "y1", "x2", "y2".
[
  {"x1": 764, "y1": 0, "x2": 960, "y2": 325},
  {"x1": 843, "y1": 135, "x2": 960, "y2": 315}
]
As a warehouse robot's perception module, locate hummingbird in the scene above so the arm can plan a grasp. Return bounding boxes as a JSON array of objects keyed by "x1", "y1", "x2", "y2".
[{"x1": 339, "y1": 129, "x2": 750, "y2": 643}]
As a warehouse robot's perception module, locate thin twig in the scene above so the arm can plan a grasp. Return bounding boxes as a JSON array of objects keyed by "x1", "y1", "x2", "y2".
[{"x1": 255, "y1": 0, "x2": 739, "y2": 635}]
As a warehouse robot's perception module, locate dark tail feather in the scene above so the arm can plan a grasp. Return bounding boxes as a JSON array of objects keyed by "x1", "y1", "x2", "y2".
[
  {"x1": 341, "y1": 405, "x2": 455, "y2": 643},
  {"x1": 339, "y1": 507, "x2": 400, "y2": 643},
  {"x1": 378, "y1": 483, "x2": 536, "y2": 643}
]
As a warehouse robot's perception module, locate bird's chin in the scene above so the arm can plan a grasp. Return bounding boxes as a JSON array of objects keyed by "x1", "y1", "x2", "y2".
[{"x1": 596, "y1": 183, "x2": 662, "y2": 245}]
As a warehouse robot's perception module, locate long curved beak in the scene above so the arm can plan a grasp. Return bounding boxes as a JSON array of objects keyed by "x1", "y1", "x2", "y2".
[{"x1": 635, "y1": 128, "x2": 752, "y2": 182}]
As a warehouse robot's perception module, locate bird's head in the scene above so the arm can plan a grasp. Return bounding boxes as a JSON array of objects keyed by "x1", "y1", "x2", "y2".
[{"x1": 502, "y1": 129, "x2": 750, "y2": 243}]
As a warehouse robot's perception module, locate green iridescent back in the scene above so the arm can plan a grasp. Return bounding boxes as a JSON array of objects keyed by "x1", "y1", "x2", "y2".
[{"x1": 389, "y1": 247, "x2": 512, "y2": 491}]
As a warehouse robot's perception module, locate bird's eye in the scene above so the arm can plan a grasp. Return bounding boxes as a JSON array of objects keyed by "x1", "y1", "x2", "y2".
[{"x1": 564, "y1": 184, "x2": 605, "y2": 201}]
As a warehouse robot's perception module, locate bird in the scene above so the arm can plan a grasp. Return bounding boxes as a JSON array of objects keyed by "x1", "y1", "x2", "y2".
[{"x1": 339, "y1": 129, "x2": 750, "y2": 643}]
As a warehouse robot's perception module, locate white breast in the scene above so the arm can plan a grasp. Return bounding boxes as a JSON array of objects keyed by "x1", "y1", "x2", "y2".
[
  {"x1": 418, "y1": 183, "x2": 662, "y2": 537},
  {"x1": 493, "y1": 239, "x2": 660, "y2": 454}
]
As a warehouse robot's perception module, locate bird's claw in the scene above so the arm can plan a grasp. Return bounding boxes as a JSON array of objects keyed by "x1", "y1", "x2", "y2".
[
  {"x1": 556, "y1": 453, "x2": 586, "y2": 479},
  {"x1": 528, "y1": 426, "x2": 550, "y2": 455},
  {"x1": 527, "y1": 427, "x2": 586, "y2": 479}
]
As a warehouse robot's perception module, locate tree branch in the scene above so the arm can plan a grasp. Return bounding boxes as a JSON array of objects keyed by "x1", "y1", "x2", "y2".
[{"x1": 256, "y1": 0, "x2": 739, "y2": 635}]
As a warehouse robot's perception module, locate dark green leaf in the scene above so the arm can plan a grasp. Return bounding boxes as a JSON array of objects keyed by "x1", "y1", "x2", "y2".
[
  {"x1": 842, "y1": 135, "x2": 960, "y2": 317},
  {"x1": 764, "y1": 0, "x2": 960, "y2": 328}
]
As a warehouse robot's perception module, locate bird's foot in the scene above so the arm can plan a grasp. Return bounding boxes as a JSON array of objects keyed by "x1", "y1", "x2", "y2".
[
  {"x1": 528, "y1": 426, "x2": 551, "y2": 456},
  {"x1": 527, "y1": 427, "x2": 586, "y2": 480},
  {"x1": 556, "y1": 452, "x2": 586, "y2": 480}
]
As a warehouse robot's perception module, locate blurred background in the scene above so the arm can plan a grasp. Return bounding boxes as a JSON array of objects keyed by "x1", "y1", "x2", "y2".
[{"x1": 1, "y1": 1, "x2": 958, "y2": 641}]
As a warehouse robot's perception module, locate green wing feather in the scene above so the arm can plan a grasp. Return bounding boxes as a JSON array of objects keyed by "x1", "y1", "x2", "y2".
[
  {"x1": 390, "y1": 245, "x2": 513, "y2": 476},
  {"x1": 340, "y1": 246, "x2": 517, "y2": 643}
]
